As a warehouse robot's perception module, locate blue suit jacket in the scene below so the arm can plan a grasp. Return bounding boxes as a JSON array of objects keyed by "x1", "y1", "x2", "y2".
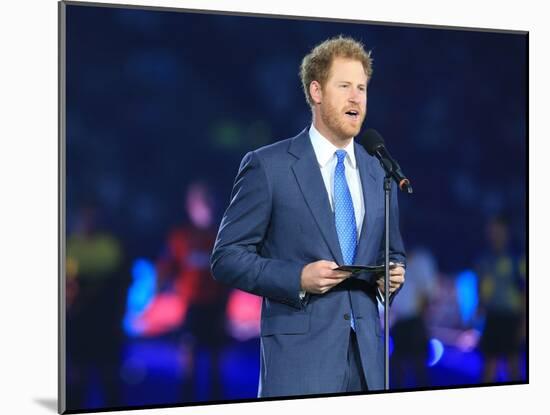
[{"x1": 211, "y1": 128, "x2": 406, "y2": 397}]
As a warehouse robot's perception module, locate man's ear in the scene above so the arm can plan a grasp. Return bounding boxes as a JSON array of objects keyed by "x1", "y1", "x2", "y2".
[{"x1": 309, "y1": 81, "x2": 322, "y2": 105}]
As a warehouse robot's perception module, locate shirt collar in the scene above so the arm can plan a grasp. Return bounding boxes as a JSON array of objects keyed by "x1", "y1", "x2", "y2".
[{"x1": 308, "y1": 124, "x2": 357, "y2": 169}]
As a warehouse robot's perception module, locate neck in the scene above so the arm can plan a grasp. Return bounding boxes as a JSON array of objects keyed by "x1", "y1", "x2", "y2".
[{"x1": 312, "y1": 114, "x2": 353, "y2": 149}]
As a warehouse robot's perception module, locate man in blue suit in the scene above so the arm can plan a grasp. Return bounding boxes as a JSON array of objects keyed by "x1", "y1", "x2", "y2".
[{"x1": 211, "y1": 35, "x2": 406, "y2": 397}]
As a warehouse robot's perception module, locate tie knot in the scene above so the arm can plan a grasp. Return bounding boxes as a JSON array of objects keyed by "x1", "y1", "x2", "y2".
[{"x1": 335, "y1": 150, "x2": 347, "y2": 164}]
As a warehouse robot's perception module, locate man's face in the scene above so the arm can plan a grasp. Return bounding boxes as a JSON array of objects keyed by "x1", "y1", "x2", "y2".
[{"x1": 314, "y1": 57, "x2": 368, "y2": 144}]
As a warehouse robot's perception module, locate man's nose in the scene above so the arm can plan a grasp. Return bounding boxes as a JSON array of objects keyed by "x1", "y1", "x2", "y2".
[{"x1": 348, "y1": 88, "x2": 361, "y2": 103}]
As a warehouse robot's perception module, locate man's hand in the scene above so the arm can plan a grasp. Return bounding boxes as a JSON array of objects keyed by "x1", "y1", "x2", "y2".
[
  {"x1": 300, "y1": 260, "x2": 352, "y2": 294},
  {"x1": 376, "y1": 265, "x2": 405, "y2": 295}
]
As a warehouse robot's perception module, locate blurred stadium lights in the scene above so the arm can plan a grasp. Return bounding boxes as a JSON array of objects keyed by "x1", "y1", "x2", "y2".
[
  {"x1": 133, "y1": 292, "x2": 187, "y2": 337},
  {"x1": 226, "y1": 289, "x2": 261, "y2": 341},
  {"x1": 455, "y1": 269, "x2": 479, "y2": 326},
  {"x1": 427, "y1": 338, "x2": 445, "y2": 367},
  {"x1": 455, "y1": 329, "x2": 481, "y2": 353},
  {"x1": 123, "y1": 258, "x2": 157, "y2": 336}
]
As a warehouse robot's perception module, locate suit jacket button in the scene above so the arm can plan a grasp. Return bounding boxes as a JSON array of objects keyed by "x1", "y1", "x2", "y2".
[{"x1": 344, "y1": 313, "x2": 351, "y2": 321}]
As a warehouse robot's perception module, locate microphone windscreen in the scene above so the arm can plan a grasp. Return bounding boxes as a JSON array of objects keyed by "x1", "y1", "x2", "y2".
[{"x1": 362, "y1": 129, "x2": 385, "y2": 155}]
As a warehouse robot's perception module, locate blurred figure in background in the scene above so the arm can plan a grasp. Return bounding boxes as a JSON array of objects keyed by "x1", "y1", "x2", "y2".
[
  {"x1": 156, "y1": 181, "x2": 229, "y2": 401},
  {"x1": 390, "y1": 247, "x2": 438, "y2": 389},
  {"x1": 476, "y1": 214, "x2": 526, "y2": 383},
  {"x1": 66, "y1": 204, "x2": 129, "y2": 410}
]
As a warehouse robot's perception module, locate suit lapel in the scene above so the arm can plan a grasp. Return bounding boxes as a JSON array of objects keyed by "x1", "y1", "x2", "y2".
[
  {"x1": 355, "y1": 142, "x2": 378, "y2": 263},
  {"x1": 289, "y1": 130, "x2": 344, "y2": 265}
]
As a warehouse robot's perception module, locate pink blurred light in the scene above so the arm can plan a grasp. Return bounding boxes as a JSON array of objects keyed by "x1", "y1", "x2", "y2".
[
  {"x1": 456, "y1": 329, "x2": 481, "y2": 352},
  {"x1": 134, "y1": 293, "x2": 188, "y2": 337},
  {"x1": 226, "y1": 289, "x2": 261, "y2": 341}
]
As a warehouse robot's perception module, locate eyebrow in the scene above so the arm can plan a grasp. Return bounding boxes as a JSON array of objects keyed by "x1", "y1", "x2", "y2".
[{"x1": 337, "y1": 81, "x2": 367, "y2": 88}]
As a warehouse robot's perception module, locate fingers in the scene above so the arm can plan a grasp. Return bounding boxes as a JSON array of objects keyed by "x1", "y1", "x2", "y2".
[
  {"x1": 389, "y1": 266, "x2": 405, "y2": 276},
  {"x1": 303, "y1": 260, "x2": 356, "y2": 294},
  {"x1": 385, "y1": 279, "x2": 403, "y2": 290},
  {"x1": 318, "y1": 269, "x2": 350, "y2": 280},
  {"x1": 319, "y1": 271, "x2": 350, "y2": 293},
  {"x1": 377, "y1": 283, "x2": 400, "y2": 294},
  {"x1": 389, "y1": 269, "x2": 405, "y2": 279},
  {"x1": 377, "y1": 284, "x2": 400, "y2": 294},
  {"x1": 376, "y1": 266, "x2": 404, "y2": 277},
  {"x1": 311, "y1": 278, "x2": 342, "y2": 294},
  {"x1": 325, "y1": 271, "x2": 352, "y2": 279},
  {"x1": 377, "y1": 273, "x2": 404, "y2": 293},
  {"x1": 388, "y1": 274, "x2": 405, "y2": 285},
  {"x1": 320, "y1": 276, "x2": 348, "y2": 293},
  {"x1": 379, "y1": 266, "x2": 405, "y2": 291},
  {"x1": 377, "y1": 275, "x2": 404, "y2": 285},
  {"x1": 320, "y1": 262, "x2": 351, "y2": 279}
]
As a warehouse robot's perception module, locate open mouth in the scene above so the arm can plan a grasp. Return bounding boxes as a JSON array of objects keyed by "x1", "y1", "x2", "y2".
[{"x1": 344, "y1": 110, "x2": 360, "y2": 120}]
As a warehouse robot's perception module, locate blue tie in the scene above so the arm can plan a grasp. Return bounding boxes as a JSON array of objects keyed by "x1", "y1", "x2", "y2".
[
  {"x1": 334, "y1": 150, "x2": 357, "y2": 265},
  {"x1": 334, "y1": 150, "x2": 357, "y2": 330}
]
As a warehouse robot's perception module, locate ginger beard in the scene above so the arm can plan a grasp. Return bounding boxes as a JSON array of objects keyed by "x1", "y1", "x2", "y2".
[{"x1": 319, "y1": 97, "x2": 366, "y2": 142}]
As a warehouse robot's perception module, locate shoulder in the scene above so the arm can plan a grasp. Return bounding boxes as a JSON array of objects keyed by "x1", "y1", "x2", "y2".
[
  {"x1": 257, "y1": 128, "x2": 308, "y2": 157},
  {"x1": 254, "y1": 137, "x2": 293, "y2": 160},
  {"x1": 242, "y1": 128, "x2": 309, "y2": 166}
]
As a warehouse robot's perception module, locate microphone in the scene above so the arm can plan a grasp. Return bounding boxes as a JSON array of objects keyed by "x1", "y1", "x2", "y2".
[{"x1": 360, "y1": 129, "x2": 413, "y2": 194}]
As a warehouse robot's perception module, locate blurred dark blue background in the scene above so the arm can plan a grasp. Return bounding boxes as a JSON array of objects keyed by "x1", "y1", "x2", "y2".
[{"x1": 63, "y1": 3, "x2": 527, "y2": 412}]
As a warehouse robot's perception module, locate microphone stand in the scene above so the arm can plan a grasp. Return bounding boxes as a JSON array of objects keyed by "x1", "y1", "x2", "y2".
[
  {"x1": 365, "y1": 137, "x2": 412, "y2": 390},
  {"x1": 363, "y1": 141, "x2": 412, "y2": 390},
  {"x1": 383, "y1": 174, "x2": 392, "y2": 391}
]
